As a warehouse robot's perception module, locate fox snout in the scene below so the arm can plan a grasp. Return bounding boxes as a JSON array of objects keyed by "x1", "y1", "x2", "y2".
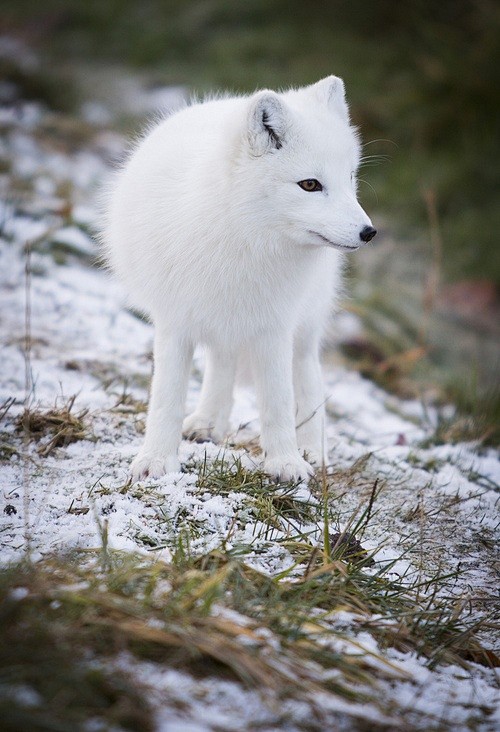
[{"x1": 359, "y1": 225, "x2": 377, "y2": 243}]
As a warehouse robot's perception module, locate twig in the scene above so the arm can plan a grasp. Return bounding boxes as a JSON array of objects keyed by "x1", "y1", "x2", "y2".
[
  {"x1": 363, "y1": 477, "x2": 379, "y2": 531},
  {"x1": 420, "y1": 188, "x2": 443, "y2": 345},
  {"x1": 21, "y1": 223, "x2": 63, "y2": 557},
  {"x1": 0, "y1": 396, "x2": 16, "y2": 422},
  {"x1": 23, "y1": 236, "x2": 33, "y2": 559}
]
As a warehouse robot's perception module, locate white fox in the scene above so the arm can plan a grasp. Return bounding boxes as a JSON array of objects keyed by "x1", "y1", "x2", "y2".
[{"x1": 103, "y1": 76, "x2": 376, "y2": 483}]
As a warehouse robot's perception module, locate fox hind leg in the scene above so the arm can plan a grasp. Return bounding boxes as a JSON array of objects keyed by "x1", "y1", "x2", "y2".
[
  {"x1": 183, "y1": 347, "x2": 236, "y2": 443},
  {"x1": 293, "y1": 332, "x2": 326, "y2": 467}
]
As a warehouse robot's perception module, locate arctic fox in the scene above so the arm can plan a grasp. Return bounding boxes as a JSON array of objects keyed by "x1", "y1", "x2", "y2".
[{"x1": 104, "y1": 76, "x2": 376, "y2": 483}]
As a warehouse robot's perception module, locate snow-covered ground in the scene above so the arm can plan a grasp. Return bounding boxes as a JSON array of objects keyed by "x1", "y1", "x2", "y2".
[{"x1": 1, "y1": 97, "x2": 499, "y2": 731}]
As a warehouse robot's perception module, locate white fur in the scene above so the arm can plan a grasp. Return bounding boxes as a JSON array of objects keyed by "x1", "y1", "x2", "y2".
[{"x1": 102, "y1": 76, "x2": 374, "y2": 482}]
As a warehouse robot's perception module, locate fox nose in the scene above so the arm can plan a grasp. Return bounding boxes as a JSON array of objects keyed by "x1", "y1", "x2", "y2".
[{"x1": 360, "y1": 225, "x2": 377, "y2": 243}]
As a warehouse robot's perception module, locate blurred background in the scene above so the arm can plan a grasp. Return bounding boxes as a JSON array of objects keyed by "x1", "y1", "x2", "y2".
[{"x1": 1, "y1": 0, "x2": 499, "y2": 439}]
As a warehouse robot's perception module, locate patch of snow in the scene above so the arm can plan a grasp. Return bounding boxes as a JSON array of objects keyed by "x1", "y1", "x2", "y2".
[{"x1": 51, "y1": 225, "x2": 95, "y2": 255}]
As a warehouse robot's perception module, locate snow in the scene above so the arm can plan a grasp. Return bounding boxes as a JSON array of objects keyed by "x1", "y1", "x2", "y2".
[
  {"x1": 51, "y1": 225, "x2": 96, "y2": 255},
  {"x1": 1, "y1": 98, "x2": 499, "y2": 731}
]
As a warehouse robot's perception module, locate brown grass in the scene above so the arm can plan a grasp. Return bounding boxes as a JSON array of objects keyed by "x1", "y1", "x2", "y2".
[{"x1": 15, "y1": 395, "x2": 89, "y2": 456}]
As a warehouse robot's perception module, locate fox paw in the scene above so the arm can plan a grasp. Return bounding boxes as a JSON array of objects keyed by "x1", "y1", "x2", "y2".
[
  {"x1": 263, "y1": 454, "x2": 314, "y2": 483},
  {"x1": 298, "y1": 446, "x2": 324, "y2": 466},
  {"x1": 182, "y1": 413, "x2": 226, "y2": 444},
  {"x1": 130, "y1": 452, "x2": 180, "y2": 481}
]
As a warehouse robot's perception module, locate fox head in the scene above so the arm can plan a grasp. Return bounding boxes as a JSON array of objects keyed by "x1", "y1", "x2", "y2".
[{"x1": 243, "y1": 76, "x2": 376, "y2": 251}]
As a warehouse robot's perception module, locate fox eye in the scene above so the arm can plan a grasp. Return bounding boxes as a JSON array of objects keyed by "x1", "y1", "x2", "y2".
[{"x1": 297, "y1": 179, "x2": 323, "y2": 192}]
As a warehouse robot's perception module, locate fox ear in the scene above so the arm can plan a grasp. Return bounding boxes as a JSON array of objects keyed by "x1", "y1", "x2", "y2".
[
  {"x1": 247, "y1": 91, "x2": 288, "y2": 154},
  {"x1": 311, "y1": 75, "x2": 350, "y2": 121}
]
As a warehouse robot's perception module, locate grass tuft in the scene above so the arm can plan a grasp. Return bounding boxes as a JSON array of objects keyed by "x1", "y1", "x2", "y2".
[
  {"x1": 0, "y1": 523, "x2": 498, "y2": 732},
  {"x1": 15, "y1": 395, "x2": 90, "y2": 456},
  {"x1": 0, "y1": 557, "x2": 154, "y2": 732}
]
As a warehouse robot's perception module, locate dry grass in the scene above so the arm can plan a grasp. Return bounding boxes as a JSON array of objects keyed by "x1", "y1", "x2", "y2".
[
  {"x1": 0, "y1": 557, "x2": 154, "y2": 732},
  {"x1": 1, "y1": 481, "x2": 498, "y2": 732},
  {"x1": 15, "y1": 394, "x2": 90, "y2": 456},
  {"x1": 0, "y1": 552, "x2": 388, "y2": 732}
]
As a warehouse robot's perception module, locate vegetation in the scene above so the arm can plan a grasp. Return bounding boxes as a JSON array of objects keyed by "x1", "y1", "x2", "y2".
[
  {"x1": 1, "y1": 524, "x2": 497, "y2": 730},
  {"x1": 15, "y1": 395, "x2": 90, "y2": 457},
  {"x1": 2, "y1": 0, "x2": 499, "y2": 283}
]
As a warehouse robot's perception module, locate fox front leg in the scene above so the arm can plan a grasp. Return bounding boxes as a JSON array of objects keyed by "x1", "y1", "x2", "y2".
[
  {"x1": 252, "y1": 333, "x2": 314, "y2": 483},
  {"x1": 131, "y1": 327, "x2": 193, "y2": 480}
]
